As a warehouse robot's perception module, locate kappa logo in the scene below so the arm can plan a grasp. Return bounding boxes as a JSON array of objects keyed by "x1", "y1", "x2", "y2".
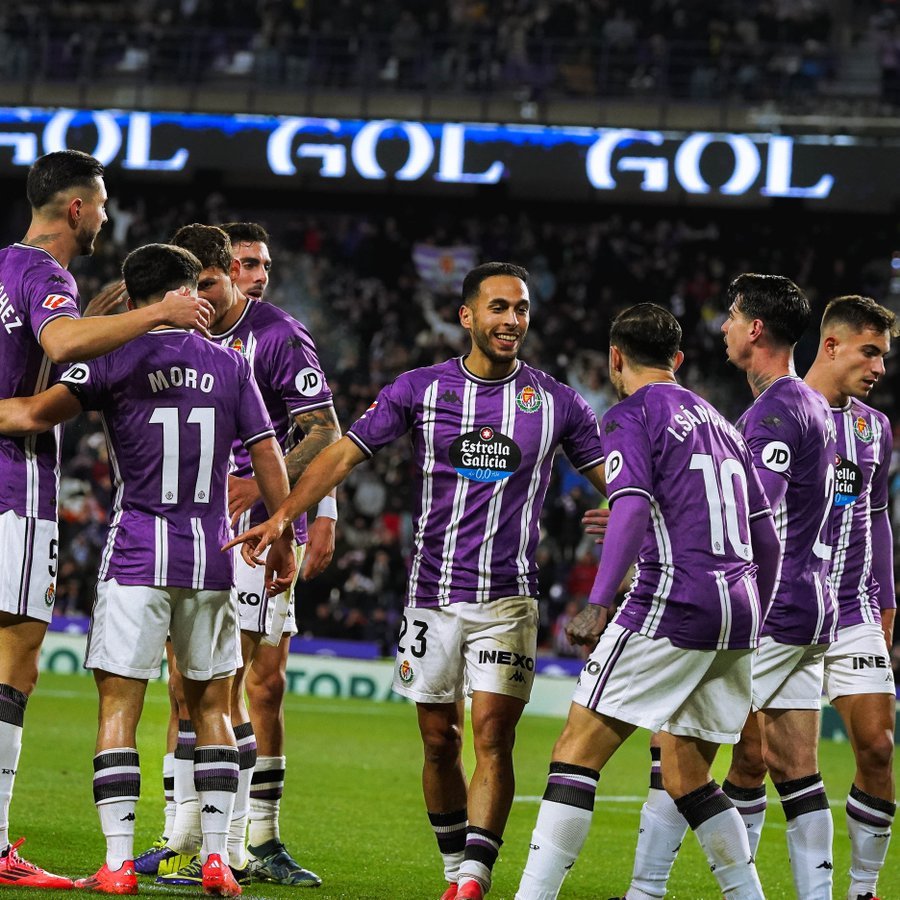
[
  {"x1": 515, "y1": 385, "x2": 542, "y2": 413},
  {"x1": 48, "y1": 275, "x2": 68, "y2": 285},
  {"x1": 761, "y1": 414, "x2": 783, "y2": 428},
  {"x1": 42, "y1": 293, "x2": 76, "y2": 310},
  {"x1": 120, "y1": 813, "x2": 136, "y2": 821},
  {"x1": 604, "y1": 419, "x2": 621, "y2": 435},
  {"x1": 201, "y1": 804, "x2": 225, "y2": 814},
  {"x1": 816, "y1": 860, "x2": 833, "y2": 870},
  {"x1": 854, "y1": 416, "x2": 873, "y2": 444},
  {"x1": 508, "y1": 670, "x2": 527, "y2": 683},
  {"x1": 438, "y1": 389, "x2": 461, "y2": 404}
]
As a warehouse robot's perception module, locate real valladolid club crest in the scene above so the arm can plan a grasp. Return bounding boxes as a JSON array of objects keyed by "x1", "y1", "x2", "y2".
[
  {"x1": 515, "y1": 385, "x2": 542, "y2": 413},
  {"x1": 230, "y1": 337, "x2": 245, "y2": 355},
  {"x1": 854, "y1": 416, "x2": 873, "y2": 444},
  {"x1": 398, "y1": 660, "x2": 414, "y2": 684},
  {"x1": 44, "y1": 583, "x2": 55, "y2": 607}
]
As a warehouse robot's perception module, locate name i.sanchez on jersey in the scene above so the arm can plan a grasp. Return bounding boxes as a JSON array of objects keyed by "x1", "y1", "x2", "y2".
[{"x1": 665, "y1": 402, "x2": 739, "y2": 443}]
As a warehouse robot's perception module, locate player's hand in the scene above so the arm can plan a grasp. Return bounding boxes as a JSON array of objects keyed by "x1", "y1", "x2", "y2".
[
  {"x1": 582, "y1": 506, "x2": 611, "y2": 544},
  {"x1": 222, "y1": 517, "x2": 286, "y2": 566},
  {"x1": 566, "y1": 604, "x2": 609, "y2": 649},
  {"x1": 228, "y1": 475, "x2": 261, "y2": 526},
  {"x1": 302, "y1": 515, "x2": 335, "y2": 580},
  {"x1": 83, "y1": 279, "x2": 128, "y2": 317},
  {"x1": 264, "y1": 531, "x2": 297, "y2": 596},
  {"x1": 158, "y1": 286, "x2": 214, "y2": 337}
]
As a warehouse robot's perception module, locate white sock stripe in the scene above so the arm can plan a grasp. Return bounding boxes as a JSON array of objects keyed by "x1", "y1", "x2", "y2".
[
  {"x1": 93, "y1": 765, "x2": 141, "y2": 778},
  {"x1": 432, "y1": 822, "x2": 468, "y2": 835},
  {"x1": 778, "y1": 779, "x2": 826, "y2": 803}
]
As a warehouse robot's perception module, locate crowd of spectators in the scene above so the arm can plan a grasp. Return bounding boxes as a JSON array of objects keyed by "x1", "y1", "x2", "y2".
[
  {"x1": 2, "y1": 178, "x2": 896, "y2": 670},
  {"x1": 0, "y1": 0, "x2": 846, "y2": 105}
]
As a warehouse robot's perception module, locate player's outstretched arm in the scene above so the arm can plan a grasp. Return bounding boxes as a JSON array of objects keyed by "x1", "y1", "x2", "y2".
[
  {"x1": 223, "y1": 435, "x2": 366, "y2": 564},
  {"x1": 0, "y1": 384, "x2": 83, "y2": 435},
  {"x1": 39, "y1": 288, "x2": 213, "y2": 364},
  {"x1": 568, "y1": 494, "x2": 650, "y2": 648},
  {"x1": 870, "y1": 509, "x2": 896, "y2": 651}
]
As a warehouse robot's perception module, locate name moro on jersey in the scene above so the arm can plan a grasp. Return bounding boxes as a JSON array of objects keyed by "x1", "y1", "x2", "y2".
[{"x1": 449, "y1": 426, "x2": 522, "y2": 482}]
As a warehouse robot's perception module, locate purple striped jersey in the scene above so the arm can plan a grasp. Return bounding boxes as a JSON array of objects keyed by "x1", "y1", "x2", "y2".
[
  {"x1": 829, "y1": 399, "x2": 892, "y2": 628},
  {"x1": 346, "y1": 357, "x2": 604, "y2": 606},
  {"x1": 0, "y1": 244, "x2": 80, "y2": 520},
  {"x1": 60, "y1": 329, "x2": 275, "y2": 590},
  {"x1": 212, "y1": 299, "x2": 333, "y2": 544},
  {"x1": 737, "y1": 376, "x2": 838, "y2": 645},
  {"x1": 601, "y1": 382, "x2": 771, "y2": 650}
]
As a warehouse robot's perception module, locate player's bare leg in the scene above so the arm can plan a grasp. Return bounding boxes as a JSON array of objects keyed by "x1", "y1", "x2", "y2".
[
  {"x1": 181, "y1": 674, "x2": 241, "y2": 896},
  {"x1": 134, "y1": 663, "x2": 179, "y2": 875},
  {"x1": 759, "y1": 707, "x2": 833, "y2": 899},
  {"x1": 453, "y1": 692, "x2": 527, "y2": 896},
  {"x1": 244, "y1": 634, "x2": 320, "y2": 886},
  {"x1": 724, "y1": 712, "x2": 770, "y2": 856},
  {"x1": 417, "y1": 700, "x2": 468, "y2": 896},
  {"x1": 517, "y1": 703, "x2": 634, "y2": 899},
  {"x1": 227, "y1": 630, "x2": 262, "y2": 877},
  {"x1": 0, "y1": 613, "x2": 72, "y2": 889},
  {"x1": 833, "y1": 692, "x2": 895, "y2": 900},
  {"x1": 75, "y1": 671, "x2": 146, "y2": 894}
]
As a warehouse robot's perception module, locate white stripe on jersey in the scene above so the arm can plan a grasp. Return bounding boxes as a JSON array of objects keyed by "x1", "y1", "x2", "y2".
[
  {"x1": 714, "y1": 571, "x2": 733, "y2": 649},
  {"x1": 743, "y1": 572, "x2": 761, "y2": 645},
  {"x1": 98, "y1": 415, "x2": 124, "y2": 581},
  {"x1": 24, "y1": 354, "x2": 54, "y2": 517},
  {"x1": 515, "y1": 389, "x2": 555, "y2": 596},
  {"x1": 191, "y1": 517, "x2": 206, "y2": 589},
  {"x1": 829, "y1": 409, "x2": 856, "y2": 615},
  {"x1": 244, "y1": 330, "x2": 258, "y2": 366},
  {"x1": 643, "y1": 499, "x2": 674, "y2": 637},
  {"x1": 834, "y1": 408, "x2": 877, "y2": 625},
  {"x1": 408, "y1": 380, "x2": 439, "y2": 604},
  {"x1": 770, "y1": 500, "x2": 787, "y2": 601},
  {"x1": 476, "y1": 381, "x2": 517, "y2": 603},
  {"x1": 155, "y1": 516, "x2": 169, "y2": 585},
  {"x1": 812, "y1": 570, "x2": 828, "y2": 644},
  {"x1": 436, "y1": 379, "x2": 477, "y2": 604}
]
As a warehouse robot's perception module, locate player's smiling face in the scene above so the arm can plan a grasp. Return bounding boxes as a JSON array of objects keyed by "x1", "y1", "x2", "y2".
[
  {"x1": 232, "y1": 240, "x2": 271, "y2": 300},
  {"x1": 829, "y1": 324, "x2": 890, "y2": 399},
  {"x1": 461, "y1": 275, "x2": 530, "y2": 369},
  {"x1": 197, "y1": 265, "x2": 237, "y2": 328}
]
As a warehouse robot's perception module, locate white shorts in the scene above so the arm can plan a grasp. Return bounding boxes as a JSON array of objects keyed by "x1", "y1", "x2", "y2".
[
  {"x1": 86, "y1": 578, "x2": 242, "y2": 681},
  {"x1": 392, "y1": 597, "x2": 538, "y2": 704},
  {"x1": 571, "y1": 623, "x2": 754, "y2": 744},
  {"x1": 233, "y1": 543, "x2": 304, "y2": 639},
  {"x1": 0, "y1": 511, "x2": 58, "y2": 623},
  {"x1": 751, "y1": 635, "x2": 827, "y2": 711},
  {"x1": 824, "y1": 622, "x2": 895, "y2": 701}
]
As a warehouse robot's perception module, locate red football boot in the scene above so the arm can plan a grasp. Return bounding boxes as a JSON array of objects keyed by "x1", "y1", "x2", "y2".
[
  {"x1": 74, "y1": 861, "x2": 138, "y2": 894},
  {"x1": 201, "y1": 854, "x2": 242, "y2": 897},
  {"x1": 0, "y1": 838, "x2": 74, "y2": 889}
]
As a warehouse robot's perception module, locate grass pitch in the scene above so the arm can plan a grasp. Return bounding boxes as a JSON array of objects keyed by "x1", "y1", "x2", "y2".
[{"x1": 10, "y1": 672, "x2": 898, "y2": 899}]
